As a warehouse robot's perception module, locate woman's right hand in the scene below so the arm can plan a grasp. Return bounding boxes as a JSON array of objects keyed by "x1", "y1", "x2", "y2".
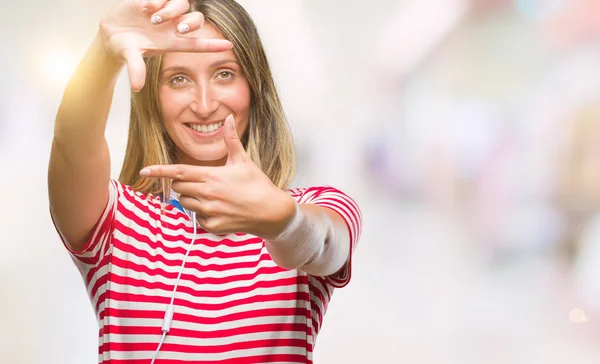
[{"x1": 99, "y1": 0, "x2": 232, "y2": 91}]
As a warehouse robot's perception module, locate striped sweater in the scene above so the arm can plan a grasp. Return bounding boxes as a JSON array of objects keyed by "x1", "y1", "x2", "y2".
[{"x1": 53, "y1": 180, "x2": 362, "y2": 363}]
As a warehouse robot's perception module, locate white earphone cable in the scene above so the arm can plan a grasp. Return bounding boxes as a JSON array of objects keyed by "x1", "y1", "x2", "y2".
[{"x1": 151, "y1": 211, "x2": 197, "y2": 364}]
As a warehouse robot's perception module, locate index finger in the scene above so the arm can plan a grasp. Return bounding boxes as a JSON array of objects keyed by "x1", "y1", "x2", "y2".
[
  {"x1": 148, "y1": 0, "x2": 190, "y2": 24},
  {"x1": 168, "y1": 37, "x2": 233, "y2": 53},
  {"x1": 140, "y1": 164, "x2": 210, "y2": 181}
]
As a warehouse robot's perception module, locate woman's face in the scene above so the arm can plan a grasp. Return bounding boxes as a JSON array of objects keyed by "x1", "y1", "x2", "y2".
[{"x1": 158, "y1": 24, "x2": 251, "y2": 166}]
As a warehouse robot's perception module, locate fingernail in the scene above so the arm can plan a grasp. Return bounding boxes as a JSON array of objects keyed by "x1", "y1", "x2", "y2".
[
  {"x1": 142, "y1": 7, "x2": 148, "y2": 13},
  {"x1": 140, "y1": 168, "x2": 151, "y2": 176},
  {"x1": 151, "y1": 15, "x2": 162, "y2": 24},
  {"x1": 177, "y1": 23, "x2": 190, "y2": 33}
]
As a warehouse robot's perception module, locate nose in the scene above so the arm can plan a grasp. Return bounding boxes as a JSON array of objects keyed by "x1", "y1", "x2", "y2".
[{"x1": 190, "y1": 82, "x2": 219, "y2": 118}]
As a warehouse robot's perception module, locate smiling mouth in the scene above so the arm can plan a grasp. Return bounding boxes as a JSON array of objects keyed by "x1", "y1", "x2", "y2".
[{"x1": 185, "y1": 121, "x2": 225, "y2": 134}]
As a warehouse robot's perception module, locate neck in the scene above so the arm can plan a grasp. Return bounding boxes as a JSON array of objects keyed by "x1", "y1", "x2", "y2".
[{"x1": 176, "y1": 154, "x2": 228, "y2": 167}]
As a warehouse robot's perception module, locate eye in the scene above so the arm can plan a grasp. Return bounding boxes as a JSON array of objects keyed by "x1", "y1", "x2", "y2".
[
  {"x1": 170, "y1": 75, "x2": 190, "y2": 86},
  {"x1": 216, "y1": 71, "x2": 233, "y2": 80}
]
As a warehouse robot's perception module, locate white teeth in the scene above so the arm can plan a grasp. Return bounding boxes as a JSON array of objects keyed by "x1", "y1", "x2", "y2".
[{"x1": 189, "y1": 121, "x2": 224, "y2": 133}]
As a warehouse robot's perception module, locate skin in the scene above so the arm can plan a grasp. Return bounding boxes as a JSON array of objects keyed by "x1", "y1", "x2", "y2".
[
  {"x1": 49, "y1": 0, "x2": 351, "y2": 273},
  {"x1": 158, "y1": 24, "x2": 251, "y2": 167},
  {"x1": 137, "y1": 1, "x2": 351, "y2": 275}
]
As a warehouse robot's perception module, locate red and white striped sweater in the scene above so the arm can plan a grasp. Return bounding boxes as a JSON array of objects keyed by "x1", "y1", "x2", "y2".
[{"x1": 54, "y1": 179, "x2": 362, "y2": 363}]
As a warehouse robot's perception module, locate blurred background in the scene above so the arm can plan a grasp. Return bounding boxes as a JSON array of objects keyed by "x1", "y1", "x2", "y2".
[{"x1": 3, "y1": 0, "x2": 600, "y2": 362}]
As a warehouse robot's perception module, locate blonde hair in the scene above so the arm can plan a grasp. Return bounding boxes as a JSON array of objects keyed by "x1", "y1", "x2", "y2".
[{"x1": 119, "y1": 0, "x2": 296, "y2": 200}]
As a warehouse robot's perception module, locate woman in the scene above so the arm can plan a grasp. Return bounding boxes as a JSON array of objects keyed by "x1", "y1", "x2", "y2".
[{"x1": 48, "y1": 0, "x2": 362, "y2": 362}]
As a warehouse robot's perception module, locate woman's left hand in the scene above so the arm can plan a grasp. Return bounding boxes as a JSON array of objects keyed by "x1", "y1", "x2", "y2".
[{"x1": 140, "y1": 115, "x2": 296, "y2": 237}]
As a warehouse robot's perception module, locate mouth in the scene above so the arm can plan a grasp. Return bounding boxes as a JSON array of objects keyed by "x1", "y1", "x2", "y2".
[{"x1": 185, "y1": 120, "x2": 225, "y2": 135}]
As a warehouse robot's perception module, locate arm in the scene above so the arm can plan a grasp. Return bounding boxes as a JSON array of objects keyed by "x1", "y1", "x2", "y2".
[
  {"x1": 137, "y1": 116, "x2": 357, "y2": 277},
  {"x1": 263, "y1": 199, "x2": 351, "y2": 277},
  {"x1": 48, "y1": 33, "x2": 123, "y2": 250},
  {"x1": 49, "y1": 0, "x2": 226, "y2": 251}
]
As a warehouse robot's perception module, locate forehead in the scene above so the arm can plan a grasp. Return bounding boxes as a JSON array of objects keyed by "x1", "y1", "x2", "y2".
[
  {"x1": 187, "y1": 22, "x2": 225, "y2": 40},
  {"x1": 161, "y1": 24, "x2": 237, "y2": 69}
]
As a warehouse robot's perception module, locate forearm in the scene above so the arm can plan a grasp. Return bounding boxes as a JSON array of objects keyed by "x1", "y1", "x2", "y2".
[
  {"x1": 263, "y1": 203, "x2": 350, "y2": 277},
  {"x1": 53, "y1": 32, "x2": 123, "y2": 158},
  {"x1": 49, "y1": 32, "x2": 123, "y2": 249}
]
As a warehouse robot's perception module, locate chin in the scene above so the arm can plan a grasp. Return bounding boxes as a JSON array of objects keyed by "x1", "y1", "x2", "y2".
[{"x1": 180, "y1": 145, "x2": 228, "y2": 166}]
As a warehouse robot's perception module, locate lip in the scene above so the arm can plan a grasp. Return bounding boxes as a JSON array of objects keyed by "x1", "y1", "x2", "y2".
[
  {"x1": 184, "y1": 121, "x2": 225, "y2": 138},
  {"x1": 185, "y1": 120, "x2": 224, "y2": 127}
]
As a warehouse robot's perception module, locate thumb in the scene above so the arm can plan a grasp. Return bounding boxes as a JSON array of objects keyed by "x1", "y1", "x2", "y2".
[
  {"x1": 223, "y1": 114, "x2": 246, "y2": 164},
  {"x1": 123, "y1": 48, "x2": 146, "y2": 92}
]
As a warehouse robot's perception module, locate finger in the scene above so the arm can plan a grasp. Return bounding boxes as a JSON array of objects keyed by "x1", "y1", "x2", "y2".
[
  {"x1": 140, "y1": 164, "x2": 209, "y2": 181},
  {"x1": 179, "y1": 195, "x2": 214, "y2": 220},
  {"x1": 133, "y1": 0, "x2": 150, "y2": 13},
  {"x1": 179, "y1": 194, "x2": 202, "y2": 210},
  {"x1": 144, "y1": 0, "x2": 167, "y2": 15},
  {"x1": 178, "y1": 195, "x2": 209, "y2": 221},
  {"x1": 223, "y1": 114, "x2": 247, "y2": 164},
  {"x1": 150, "y1": 0, "x2": 190, "y2": 25},
  {"x1": 168, "y1": 37, "x2": 233, "y2": 53},
  {"x1": 189, "y1": 212, "x2": 225, "y2": 235},
  {"x1": 123, "y1": 48, "x2": 146, "y2": 92},
  {"x1": 171, "y1": 181, "x2": 207, "y2": 198},
  {"x1": 175, "y1": 11, "x2": 205, "y2": 34},
  {"x1": 195, "y1": 214, "x2": 207, "y2": 227},
  {"x1": 193, "y1": 213, "x2": 212, "y2": 232}
]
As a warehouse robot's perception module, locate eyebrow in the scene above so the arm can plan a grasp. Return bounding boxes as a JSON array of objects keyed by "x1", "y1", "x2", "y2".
[
  {"x1": 211, "y1": 59, "x2": 239, "y2": 68},
  {"x1": 161, "y1": 59, "x2": 239, "y2": 74}
]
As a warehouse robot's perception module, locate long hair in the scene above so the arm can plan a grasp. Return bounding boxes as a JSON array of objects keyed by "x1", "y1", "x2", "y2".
[{"x1": 119, "y1": 0, "x2": 296, "y2": 201}]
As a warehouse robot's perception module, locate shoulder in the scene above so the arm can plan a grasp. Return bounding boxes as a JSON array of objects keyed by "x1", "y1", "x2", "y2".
[{"x1": 110, "y1": 179, "x2": 165, "y2": 212}]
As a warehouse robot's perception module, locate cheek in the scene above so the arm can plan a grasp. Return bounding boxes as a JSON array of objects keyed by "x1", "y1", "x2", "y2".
[
  {"x1": 220, "y1": 84, "x2": 251, "y2": 129},
  {"x1": 219, "y1": 87, "x2": 250, "y2": 110},
  {"x1": 158, "y1": 88, "x2": 189, "y2": 126}
]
